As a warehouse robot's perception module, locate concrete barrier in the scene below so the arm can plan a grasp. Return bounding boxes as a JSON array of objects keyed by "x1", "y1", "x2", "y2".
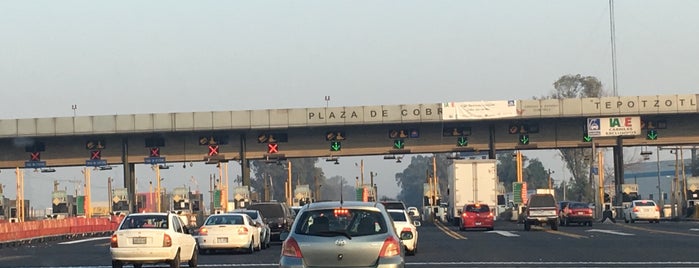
[{"x1": 0, "y1": 217, "x2": 115, "y2": 246}]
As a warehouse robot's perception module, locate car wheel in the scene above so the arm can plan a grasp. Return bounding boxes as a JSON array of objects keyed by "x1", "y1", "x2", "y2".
[
  {"x1": 111, "y1": 260, "x2": 123, "y2": 268},
  {"x1": 134, "y1": 264, "x2": 143, "y2": 268},
  {"x1": 188, "y1": 246, "x2": 198, "y2": 267},
  {"x1": 524, "y1": 222, "x2": 531, "y2": 231},
  {"x1": 198, "y1": 248, "x2": 209, "y2": 255},
  {"x1": 170, "y1": 250, "x2": 181, "y2": 268},
  {"x1": 406, "y1": 246, "x2": 415, "y2": 256},
  {"x1": 255, "y1": 238, "x2": 262, "y2": 251},
  {"x1": 588, "y1": 221, "x2": 593, "y2": 227},
  {"x1": 630, "y1": 217, "x2": 635, "y2": 223},
  {"x1": 624, "y1": 215, "x2": 629, "y2": 223},
  {"x1": 247, "y1": 241, "x2": 255, "y2": 254},
  {"x1": 551, "y1": 221, "x2": 558, "y2": 231},
  {"x1": 487, "y1": 227, "x2": 494, "y2": 231}
]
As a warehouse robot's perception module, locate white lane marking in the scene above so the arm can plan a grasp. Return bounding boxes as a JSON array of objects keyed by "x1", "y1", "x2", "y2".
[
  {"x1": 485, "y1": 230, "x2": 519, "y2": 237},
  {"x1": 690, "y1": 228, "x2": 699, "y2": 231},
  {"x1": 406, "y1": 262, "x2": 699, "y2": 266},
  {"x1": 586, "y1": 229, "x2": 634, "y2": 236},
  {"x1": 58, "y1": 237, "x2": 110, "y2": 245}
]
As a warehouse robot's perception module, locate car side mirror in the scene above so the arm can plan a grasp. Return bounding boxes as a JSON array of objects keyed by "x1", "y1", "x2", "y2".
[{"x1": 413, "y1": 221, "x2": 421, "y2": 227}]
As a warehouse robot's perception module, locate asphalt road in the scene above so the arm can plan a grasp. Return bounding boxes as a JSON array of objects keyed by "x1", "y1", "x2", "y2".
[{"x1": 3, "y1": 220, "x2": 699, "y2": 267}]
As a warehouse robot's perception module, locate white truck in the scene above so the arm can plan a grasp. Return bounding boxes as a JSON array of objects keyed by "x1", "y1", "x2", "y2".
[{"x1": 446, "y1": 159, "x2": 499, "y2": 226}]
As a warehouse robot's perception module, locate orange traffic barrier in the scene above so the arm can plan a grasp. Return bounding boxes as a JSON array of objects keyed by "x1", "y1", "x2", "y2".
[{"x1": 0, "y1": 217, "x2": 114, "y2": 243}]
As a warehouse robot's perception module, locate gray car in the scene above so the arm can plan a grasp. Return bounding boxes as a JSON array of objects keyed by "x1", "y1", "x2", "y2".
[{"x1": 280, "y1": 201, "x2": 405, "y2": 268}]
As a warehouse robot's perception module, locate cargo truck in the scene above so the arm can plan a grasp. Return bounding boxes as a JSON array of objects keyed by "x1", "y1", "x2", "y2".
[{"x1": 446, "y1": 159, "x2": 499, "y2": 226}]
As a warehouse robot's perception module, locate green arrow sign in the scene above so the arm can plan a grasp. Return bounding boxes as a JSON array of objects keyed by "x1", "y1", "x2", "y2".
[
  {"x1": 393, "y1": 139, "x2": 405, "y2": 149},
  {"x1": 330, "y1": 141, "x2": 342, "y2": 151},
  {"x1": 457, "y1": 136, "x2": 468, "y2": 147},
  {"x1": 646, "y1": 129, "x2": 658, "y2": 140},
  {"x1": 583, "y1": 134, "x2": 592, "y2": 142},
  {"x1": 519, "y1": 134, "x2": 530, "y2": 145}
]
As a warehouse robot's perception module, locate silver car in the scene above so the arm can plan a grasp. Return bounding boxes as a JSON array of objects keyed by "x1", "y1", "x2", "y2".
[
  {"x1": 280, "y1": 201, "x2": 405, "y2": 268},
  {"x1": 234, "y1": 209, "x2": 272, "y2": 249}
]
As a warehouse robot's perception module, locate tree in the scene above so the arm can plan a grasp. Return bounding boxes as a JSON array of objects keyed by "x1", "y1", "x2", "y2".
[
  {"x1": 551, "y1": 74, "x2": 606, "y2": 202},
  {"x1": 497, "y1": 152, "x2": 549, "y2": 191},
  {"x1": 249, "y1": 158, "x2": 325, "y2": 203},
  {"x1": 395, "y1": 154, "x2": 451, "y2": 208}
]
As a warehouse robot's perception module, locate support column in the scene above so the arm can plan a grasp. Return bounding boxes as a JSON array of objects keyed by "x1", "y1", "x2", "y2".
[
  {"x1": 122, "y1": 138, "x2": 136, "y2": 213},
  {"x1": 488, "y1": 125, "x2": 496, "y2": 159},
  {"x1": 240, "y1": 134, "x2": 251, "y2": 191},
  {"x1": 613, "y1": 137, "x2": 624, "y2": 216}
]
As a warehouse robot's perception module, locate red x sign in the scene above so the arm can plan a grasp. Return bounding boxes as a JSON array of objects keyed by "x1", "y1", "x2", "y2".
[
  {"x1": 149, "y1": 147, "x2": 160, "y2": 157},
  {"x1": 208, "y1": 145, "x2": 219, "y2": 156},
  {"x1": 30, "y1": 152, "x2": 41, "y2": 161},
  {"x1": 267, "y1": 143, "x2": 279, "y2": 154},
  {"x1": 90, "y1": 150, "x2": 101, "y2": 160}
]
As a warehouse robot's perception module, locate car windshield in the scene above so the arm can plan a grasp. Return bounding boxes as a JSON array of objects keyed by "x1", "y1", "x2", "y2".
[
  {"x1": 294, "y1": 208, "x2": 388, "y2": 237},
  {"x1": 119, "y1": 215, "x2": 168, "y2": 230},
  {"x1": 205, "y1": 215, "x2": 244, "y2": 225},
  {"x1": 465, "y1": 205, "x2": 490, "y2": 213},
  {"x1": 388, "y1": 211, "x2": 407, "y2": 221},
  {"x1": 248, "y1": 204, "x2": 285, "y2": 218}
]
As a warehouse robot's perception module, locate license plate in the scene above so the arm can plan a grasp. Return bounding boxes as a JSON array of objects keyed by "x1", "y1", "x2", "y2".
[
  {"x1": 475, "y1": 222, "x2": 482, "y2": 226},
  {"x1": 133, "y1": 237, "x2": 146, "y2": 244},
  {"x1": 217, "y1": 237, "x2": 228, "y2": 243}
]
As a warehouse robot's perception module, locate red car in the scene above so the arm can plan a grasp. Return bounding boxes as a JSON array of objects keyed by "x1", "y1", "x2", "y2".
[
  {"x1": 459, "y1": 204, "x2": 494, "y2": 231},
  {"x1": 560, "y1": 201, "x2": 594, "y2": 226}
]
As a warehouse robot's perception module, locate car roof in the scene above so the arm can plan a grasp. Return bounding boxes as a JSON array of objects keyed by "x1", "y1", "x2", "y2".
[
  {"x1": 387, "y1": 209, "x2": 408, "y2": 213},
  {"x1": 306, "y1": 201, "x2": 383, "y2": 210},
  {"x1": 127, "y1": 212, "x2": 169, "y2": 216}
]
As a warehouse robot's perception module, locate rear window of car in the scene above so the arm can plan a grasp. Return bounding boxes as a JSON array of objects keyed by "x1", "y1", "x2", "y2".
[
  {"x1": 204, "y1": 215, "x2": 244, "y2": 225},
  {"x1": 294, "y1": 208, "x2": 388, "y2": 237},
  {"x1": 635, "y1": 201, "x2": 656, "y2": 206},
  {"x1": 248, "y1": 204, "x2": 285, "y2": 218},
  {"x1": 570, "y1": 203, "x2": 589, "y2": 209},
  {"x1": 381, "y1": 202, "x2": 405, "y2": 210},
  {"x1": 388, "y1": 211, "x2": 407, "y2": 221},
  {"x1": 464, "y1": 205, "x2": 490, "y2": 212},
  {"x1": 238, "y1": 211, "x2": 258, "y2": 220},
  {"x1": 529, "y1": 195, "x2": 555, "y2": 207},
  {"x1": 120, "y1": 215, "x2": 168, "y2": 230}
]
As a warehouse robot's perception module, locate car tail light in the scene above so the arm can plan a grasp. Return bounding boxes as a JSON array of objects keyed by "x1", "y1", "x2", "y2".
[
  {"x1": 198, "y1": 227, "x2": 208, "y2": 236},
  {"x1": 489, "y1": 212, "x2": 494, "y2": 217},
  {"x1": 163, "y1": 234, "x2": 172, "y2": 247},
  {"x1": 379, "y1": 236, "x2": 401, "y2": 257},
  {"x1": 633, "y1": 207, "x2": 639, "y2": 212},
  {"x1": 110, "y1": 234, "x2": 118, "y2": 248},
  {"x1": 401, "y1": 227, "x2": 412, "y2": 233},
  {"x1": 238, "y1": 226, "x2": 249, "y2": 235},
  {"x1": 282, "y1": 237, "x2": 303, "y2": 258},
  {"x1": 655, "y1": 206, "x2": 660, "y2": 212},
  {"x1": 462, "y1": 213, "x2": 467, "y2": 218}
]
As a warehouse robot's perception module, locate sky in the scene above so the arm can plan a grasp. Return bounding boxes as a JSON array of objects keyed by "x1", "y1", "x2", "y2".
[{"x1": 0, "y1": 1, "x2": 697, "y2": 212}]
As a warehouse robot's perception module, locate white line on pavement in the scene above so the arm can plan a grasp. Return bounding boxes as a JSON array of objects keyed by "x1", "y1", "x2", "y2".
[
  {"x1": 586, "y1": 229, "x2": 634, "y2": 236},
  {"x1": 485, "y1": 230, "x2": 519, "y2": 237},
  {"x1": 58, "y1": 237, "x2": 110, "y2": 245}
]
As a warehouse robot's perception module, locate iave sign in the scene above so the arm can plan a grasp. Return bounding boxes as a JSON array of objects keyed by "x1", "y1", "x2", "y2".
[{"x1": 586, "y1": 116, "x2": 641, "y2": 137}]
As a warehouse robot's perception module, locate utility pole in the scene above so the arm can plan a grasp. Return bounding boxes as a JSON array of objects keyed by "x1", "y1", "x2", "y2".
[
  {"x1": 264, "y1": 173, "x2": 270, "y2": 202},
  {"x1": 516, "y1": 151, "x2": 523, "y2": 183},
  {"x1": 287, "y1": 160, "x2": 292, "y2": 205},
  {"x1": 84, "y1": 167, "x2": 91, "y2": 218},
  {"x1": 547, "y1": 169, "x2": 555, "y2": 190},
  {"x1": 155, "y1": 165, "x2": 161, "y2": 213}
]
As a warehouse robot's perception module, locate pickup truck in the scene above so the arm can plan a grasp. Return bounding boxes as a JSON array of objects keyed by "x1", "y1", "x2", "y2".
[{"x1": 522, "y1": 194, "x2": 558, "y2": 231}]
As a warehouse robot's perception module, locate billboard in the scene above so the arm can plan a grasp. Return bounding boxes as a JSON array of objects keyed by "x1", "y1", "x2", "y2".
[
  {"x1": 442, "y1": 100, "x2": 518, "y2": 120},
  {"x1": 586, "y1": 116, "x2": 641, "y2": 137}
]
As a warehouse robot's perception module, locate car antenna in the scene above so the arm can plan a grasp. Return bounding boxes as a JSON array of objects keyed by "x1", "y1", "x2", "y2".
[{"x1": 340, "y1": 178, "x2": 344, "y2": 205}]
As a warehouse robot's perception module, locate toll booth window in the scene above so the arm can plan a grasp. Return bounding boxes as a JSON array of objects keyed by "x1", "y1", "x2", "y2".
[{"x1": 192, "y1": 201, "x2": 200, "y2": 211}]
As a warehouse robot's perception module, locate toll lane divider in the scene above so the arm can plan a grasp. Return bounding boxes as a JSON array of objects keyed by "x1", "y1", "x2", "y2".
[{"x1": 0, "y1": 217, "x2": 122, "y2": 247}]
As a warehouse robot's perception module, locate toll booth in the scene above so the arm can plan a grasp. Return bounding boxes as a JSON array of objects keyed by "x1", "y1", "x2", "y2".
[
  {"x1": 170, "y1": 187, "x2": 204, "y2": 229},
  {"x1": 293, "y1": 185, "x2": 313, "y2": 206},
  {"x1": 233, "y1": 186, "x2": 251, "y2": 209},
  {"x1": 111, "y1": 188, "x2": 130, "y2": 215},
  {"x1": 50, "y1": 190, "x2": 76, "y2": 219}
]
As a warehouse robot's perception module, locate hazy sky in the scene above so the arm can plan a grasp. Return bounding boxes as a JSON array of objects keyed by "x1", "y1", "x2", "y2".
[{"x1": 0, "y1": 1, "x2": 697, "y2": 210}]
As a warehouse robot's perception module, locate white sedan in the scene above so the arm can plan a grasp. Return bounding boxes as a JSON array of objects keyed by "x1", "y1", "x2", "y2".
[
  {"x1": 387, "y1": 209, "x2": 420, "y2": 255},
  {"x1": 110, "y1": 212, "x2": 198, "y2": 268},
  {"x1": 624, "y1": 200, "x2": 661, "y2": 223},
  {"x1": 197, "y1": 213, "x2": 261, "y2": 254}
]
